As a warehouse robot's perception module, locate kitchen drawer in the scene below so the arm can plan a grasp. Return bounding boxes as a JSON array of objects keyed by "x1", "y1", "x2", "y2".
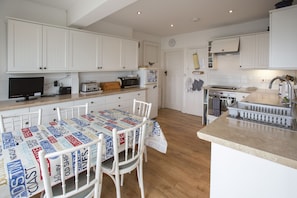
[
  {"x1": 0, "y1": 108, "x2": 31, "y2": 131},
  {"x1": 30, "y1": 101, "x2": 74, "y2": 124},
  {"x1": 105, "y1": 100, "x2": 130, "y2": 112},
  {"x1": 129, "y1": 90, "x2": 146, "y2": 101},
  {"x1": 73, "y1": 97, "x2": 106, "y2": 113},
  {"x1": 105, "y1": 93, "x2": 130, "y2": 103}
]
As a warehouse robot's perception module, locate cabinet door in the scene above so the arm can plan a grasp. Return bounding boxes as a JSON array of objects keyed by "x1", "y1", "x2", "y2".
[
  {"x1": 43, "y1": 26, "x2": 69, "y2": 71},
  {"x1": 121, "y1": 40, "x2": 138, "y2": 70},
  {"x1": 240, "y1": 32, "x2": 269, "y2": 69},
  {"x1": 0, "y1": 108, "x2": 30, "y2": 131},
  {"x1": 240, "y1": 35, "x2": 257, "y2": 69},
  {"x1": 101, "y1": 36, "x2": 121, "y2": 71},
  {"x1": 270, "y1": 5, "x2": 297, "y2": 69},
  {"x1": 69, "y1": 30, "x2": 98, "y2": 71},
  {"x1": 143, "y1": 41, "x2": 160, "y2": 67},
  {"x1": 257, "y1": 33, "x2": 269, "y2": 68},
  {"x1": 7, "y1": 19, "x2": 42, "y2": 72}
]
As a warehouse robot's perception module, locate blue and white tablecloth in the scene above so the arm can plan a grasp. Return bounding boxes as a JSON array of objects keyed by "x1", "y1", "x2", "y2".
[{"x1": 0, "y1": 109, "x2": 167, "y2": 198}]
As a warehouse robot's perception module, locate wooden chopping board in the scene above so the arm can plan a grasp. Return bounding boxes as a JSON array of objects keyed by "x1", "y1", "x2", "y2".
[{"x1": 100, "y1": 81, "x2": 121, "y2": 91}]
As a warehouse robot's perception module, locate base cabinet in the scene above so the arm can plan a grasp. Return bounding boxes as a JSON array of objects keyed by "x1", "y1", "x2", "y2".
[
  {"x1": 1, "y1": 90, "x2": 147, "y2": 126},
  {"x1": 210, "y1": 143, "x2": 297, "y2": 198}
]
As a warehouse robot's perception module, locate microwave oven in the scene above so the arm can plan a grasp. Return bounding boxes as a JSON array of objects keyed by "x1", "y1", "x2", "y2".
[{"x1": 118, "y1": 77, "x2": 140, "y2": 88}]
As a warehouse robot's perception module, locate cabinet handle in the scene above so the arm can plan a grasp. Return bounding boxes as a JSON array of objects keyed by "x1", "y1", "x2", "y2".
[
  {"x1": 44, "y1": 67, "x2": 47, "y2": 70},
  {"x1": 25, "y1": 121, "x2": 29, "y2": 125},
  {"x1": 118, "y1": 97, "x2": 121, "y2": 99},
  {"x1": 118, "y1": 105, "x2": 121, "y2": 107},
  {"x1": 122, "y1": 66, "x2": 126, "y2": 69},
  {"x1": 91, "y1": 110, "x2": 94, "y2": 113},
  {"x1": 53, "y1": 108, "x2": 56, "y2": 111},
  {"x1": 53, "y1": 119, "x2": 56, "y2": 122},
  {"x1": 39, "y1": 67, "x2": 42, "y2": 70},
  {"x1": 97, "y1": 66, "x2": 103, "y2": 69},
  {"x1": 91, "y1": 101, "x2": 94, "y2": 104}
]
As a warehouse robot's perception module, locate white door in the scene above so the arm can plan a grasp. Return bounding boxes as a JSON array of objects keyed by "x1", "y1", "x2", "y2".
[{"x1": 164, "y1": 50, "x2": 183, "y2": 111}]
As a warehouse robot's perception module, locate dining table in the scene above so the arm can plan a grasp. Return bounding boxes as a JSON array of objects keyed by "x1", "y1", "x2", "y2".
[{"x1": 0, "y1": 108, "x2": 167, "y2": 198}]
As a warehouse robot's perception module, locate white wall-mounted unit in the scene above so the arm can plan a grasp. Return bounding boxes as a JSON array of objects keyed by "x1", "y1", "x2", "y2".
[{"x1": 210, "y1": 37, "x2": 240, "y2": 53}]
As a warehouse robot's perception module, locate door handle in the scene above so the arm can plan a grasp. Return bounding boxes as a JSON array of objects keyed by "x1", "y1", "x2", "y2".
[{"x1": 164, "y1": 71, "x2": 167, "y2": 76}]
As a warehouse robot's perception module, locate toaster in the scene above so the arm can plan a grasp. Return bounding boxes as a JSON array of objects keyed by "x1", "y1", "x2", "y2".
[{"x1": 81, "y1": 82, "x2": 99, "y2": 92}]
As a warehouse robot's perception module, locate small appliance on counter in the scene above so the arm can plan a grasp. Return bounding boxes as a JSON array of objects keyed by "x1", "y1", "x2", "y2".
[
  {"x1": 59, "y1": 86, "x2": 71, "y2": 95},
  {"x1": 117, "y1": 76, "x2": 140, "y2": 88},
  {"x1": 80, "y1": 82, "x2": 103, "y2": 95}
]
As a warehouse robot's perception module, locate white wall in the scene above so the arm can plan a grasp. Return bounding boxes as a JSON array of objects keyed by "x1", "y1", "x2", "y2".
[{"x1": 161, "y1": 18, "x2": 296, "y2": 89}]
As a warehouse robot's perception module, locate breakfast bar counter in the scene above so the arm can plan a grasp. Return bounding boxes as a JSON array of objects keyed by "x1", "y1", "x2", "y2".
[{"x1": 197, "y1": 90, "x2": 297, "y2": 198}]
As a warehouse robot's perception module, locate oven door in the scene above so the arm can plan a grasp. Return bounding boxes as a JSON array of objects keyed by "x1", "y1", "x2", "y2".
[{"x1": 208, "y1": 93, "x2": 236, "y2": 117}]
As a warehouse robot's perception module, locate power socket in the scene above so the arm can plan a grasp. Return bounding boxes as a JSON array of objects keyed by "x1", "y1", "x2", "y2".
[{"x1": 54, "y1": 80, "x2": 58, "y2": 87}]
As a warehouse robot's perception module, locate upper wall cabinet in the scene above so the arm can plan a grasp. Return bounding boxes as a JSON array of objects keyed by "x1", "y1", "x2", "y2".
[
  {"x1": 7, "y1": 19, "x2": 69, "y2": 73},
  {"x1": 7, "y1": 18, "x2": 139, "y2": 73},
  {"x1": 143, "y1": 41, "x2": 160, "y2": 67},
  {"x1": 69, "y1": 30, "x2": 100, "y2": 71},
  {"x1": 269, "y1": 5, "x2": 297, "y2": 69},
  {"x1": 121, "y1": 39, "x2": 138, "y2": 70},
  {"x1": 240, "y1": 32, "x2": 269, "y2": 69},
  {"x1": 101, "y1": 35, "x2": 121, "y2": 71}
]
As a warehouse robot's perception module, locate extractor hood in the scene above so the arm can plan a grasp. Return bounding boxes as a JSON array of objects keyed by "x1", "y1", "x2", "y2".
[{"x1": 210, "y1": 37, "x2": 240, "y2": 54}]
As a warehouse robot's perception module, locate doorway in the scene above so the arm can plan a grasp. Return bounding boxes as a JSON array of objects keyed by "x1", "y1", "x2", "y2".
[{"x1": 163, "y1": 50, "x2": 184, "y2": 111}]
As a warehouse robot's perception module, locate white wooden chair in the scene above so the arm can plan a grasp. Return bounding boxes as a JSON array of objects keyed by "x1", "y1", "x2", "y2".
[
  {"x1": 38, "y1": 134, "x2": 104, "y2": 198},
  {"x1": 132, "y1": 99, "x2": 152, "y2": 162},
  {"x1": 57, "y1": 103, "x2": 88, "y2": 121},
  {"x1": 0, "y1": 109, "x2": 42, "y2": 133},
  {"x1": 102, "y1": 117, "x2": 148, "y2": 198}
]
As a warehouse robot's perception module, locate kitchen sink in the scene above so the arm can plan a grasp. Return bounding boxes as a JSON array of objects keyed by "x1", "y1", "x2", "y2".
[{"x1": 228, "y1": 101, "x2": 297, "y2": 131}]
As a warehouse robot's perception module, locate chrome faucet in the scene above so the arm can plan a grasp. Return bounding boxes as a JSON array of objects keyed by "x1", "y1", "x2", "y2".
[{"x1": 269, "y1": 76, "x2": 294, "y2": 107}]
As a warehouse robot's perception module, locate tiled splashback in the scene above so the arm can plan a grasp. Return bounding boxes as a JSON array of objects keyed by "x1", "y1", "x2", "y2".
[{"x1": 207, "y1": 54, "x2": 297, "y2": 90}]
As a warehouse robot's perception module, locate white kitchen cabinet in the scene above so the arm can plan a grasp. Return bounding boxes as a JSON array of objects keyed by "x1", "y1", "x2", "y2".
[
  {"x1": 105, "y1": 93, "x2": 131, "y2": 111},
  {"x1": 143, "y1": 41, "x2": 160, "y2": 67},
  {"x1": 73, "y1": 97, "x2": 105, "y2": 114},
  {"x1": 7, "y1": 19, "x2": 70, "y2": 73},
  {"x1": 269, "y1": 5, "x2": 297, "y2": 69},
  {"x1": 240, "y1": 32, "x2": 269, "y2": 69},
  {"x1": 101, "y1": 35, "x2": 121, "y2": 71},
  {"x1": 121, "y1": 39, "x2": 138, "y2": 70},
  {"x1": 7, "y1": 19, "x2": 42, "y2": 72},
  {"x1": 43, "y1": 26, "x2": 69, "y2": 71},
  {"x1": 0, "y1": 108, "x2": 30, "y2": 131},
  {"x1": 69, "y1": 30, "x2": 100, "y2": 71},
  {"x1": 30, "y1": 101, "x2": 74, "y2": 124}
]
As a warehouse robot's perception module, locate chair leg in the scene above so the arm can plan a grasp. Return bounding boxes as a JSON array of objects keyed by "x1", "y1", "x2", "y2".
[
  {"x1": 120, "y1": 174, "x2": 124, "y2": 186},
  {"x1": 144, "y1": 146, "x2": 148, "y2": 162},
  {"x1": 115, "y1": 173, "x2": 121, "y2": 198},
  {"x1": 137, "y1": 164, "x2": 145, "y2": 198}
]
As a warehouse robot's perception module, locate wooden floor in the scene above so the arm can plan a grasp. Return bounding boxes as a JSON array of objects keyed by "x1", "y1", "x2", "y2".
[
  {"x1": 32, "y1": 108, "x2": 210, "y2": 198},
  {"x1": 100, "y1": 108, "x2": 211, "y2": 198}
]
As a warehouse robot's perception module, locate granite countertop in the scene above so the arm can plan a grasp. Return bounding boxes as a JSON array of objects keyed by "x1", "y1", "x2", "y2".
[
  {"x1": 197, "y1": 89, "x2": 297, "y2": 169},
  {"x1": 0, "y1": 87, "x2": 147, "y2": 111}
]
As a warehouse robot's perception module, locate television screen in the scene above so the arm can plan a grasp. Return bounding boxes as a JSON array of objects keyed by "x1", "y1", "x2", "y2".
[{"x1": 9, "y1": 77, "x2": 44, "y2": 102}]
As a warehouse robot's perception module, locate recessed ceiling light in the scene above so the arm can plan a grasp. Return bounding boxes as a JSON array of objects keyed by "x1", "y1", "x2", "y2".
[
  {"x1": 229, "y1": 10, "x2": 233, "y2": 13},
  {"x1": 137, "y1": 11, "x2": 142, "y2": 15},
  {"x1": 192, "y1": 17, "x2": 200, "y2": 22},
  {"x1": 170, "y1": 24, "x2": 174, "y2": 28}
]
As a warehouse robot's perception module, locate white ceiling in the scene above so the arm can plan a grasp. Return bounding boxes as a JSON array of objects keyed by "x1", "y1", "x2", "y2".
[{"x1": 26, "y1": 0, "x2": 295, "y2": 36}]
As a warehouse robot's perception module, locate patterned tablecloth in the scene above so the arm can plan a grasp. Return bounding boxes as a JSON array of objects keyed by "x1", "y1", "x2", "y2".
[{"x1": 0, "y1": 109, "x2": 167, "y2": 198}]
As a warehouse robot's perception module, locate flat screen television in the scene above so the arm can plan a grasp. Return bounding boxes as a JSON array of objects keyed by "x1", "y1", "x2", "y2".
[{"x1": 9, "y1": 77, "x2": 44, "y2": 102}]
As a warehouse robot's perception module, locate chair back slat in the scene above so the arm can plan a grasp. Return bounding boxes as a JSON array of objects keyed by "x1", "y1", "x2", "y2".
[
  {"x1": 0, "y1": 109, "x2": 42, "y2": 133},
  {"x1": 57, "y1": 103, "x2": 88, "y2": 121},
  {"x1": 39, "y1": 134, "x2": 103, "y2": 198},
  {"x1": 132, "y1": 99, "x2": 152, "y2": 119}
]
